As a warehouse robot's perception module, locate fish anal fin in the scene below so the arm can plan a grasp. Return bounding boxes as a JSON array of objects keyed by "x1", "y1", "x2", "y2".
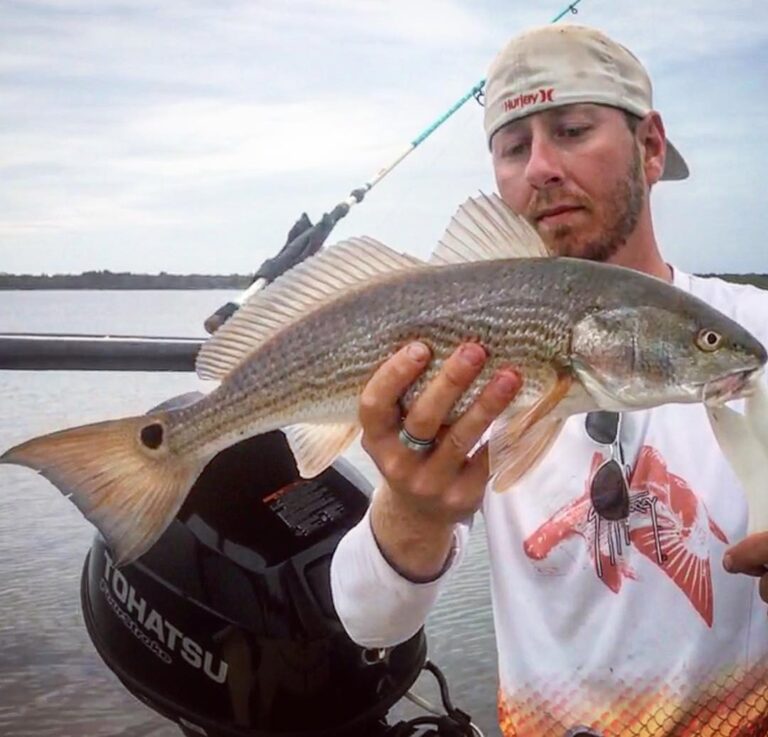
[
  {"x1": 283, "y1": 421, "x2": 361, "y2": 478},
  {"x1": 196, "y1": 239, "x2": 423, "y2": 381},
  {"x1": 489, "y1": 373, "x2": 573, "y2": 492},
  {"x1": 1, "y1": 414, "x2": 206, "y2": 565},
  {"x1": 430, "y1": 192, "x2": 549, "y2": 265}
]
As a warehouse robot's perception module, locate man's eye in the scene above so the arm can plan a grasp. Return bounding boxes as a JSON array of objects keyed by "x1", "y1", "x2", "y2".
[
  {"x1": 503, "y1": 142, "x2": 528, "y2": 157},
  {"x1": 559, "y1": 125, "x2": 590, "y2": 138}
]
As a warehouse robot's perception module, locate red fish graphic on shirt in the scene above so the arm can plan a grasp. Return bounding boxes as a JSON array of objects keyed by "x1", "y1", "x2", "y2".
[{"x1": 524, "y1": 446, "x2": 728, "y2": 626}]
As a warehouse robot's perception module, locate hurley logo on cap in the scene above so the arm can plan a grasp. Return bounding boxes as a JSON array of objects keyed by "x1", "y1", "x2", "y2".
[
  {"x1": 502, "y1": 88, "x2": 555, "y2": 113},
  {"x1": 484, "y1": 24, "x2": 689, "y2": 179}
]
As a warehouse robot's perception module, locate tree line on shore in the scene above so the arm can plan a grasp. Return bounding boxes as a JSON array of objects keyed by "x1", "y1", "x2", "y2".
[
  {"x1": 700, "y1": 273, "x2": 768, "y2": 290},
  {"x1": 0, "y1": 271, "x2": 252, "y2": 290},
  {"x1": 1, "y1": 269, "x2": 767, "y2": 291}
]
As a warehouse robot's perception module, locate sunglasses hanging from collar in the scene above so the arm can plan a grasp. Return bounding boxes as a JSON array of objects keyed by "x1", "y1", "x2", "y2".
[{"x1": 585, "y1": 411, "x2": 666, "y2": 579}]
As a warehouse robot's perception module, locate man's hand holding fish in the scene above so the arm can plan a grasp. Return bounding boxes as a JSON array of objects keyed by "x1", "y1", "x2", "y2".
[{"x1": 359, "y1": 341, "x2": 522, "y2": 582}]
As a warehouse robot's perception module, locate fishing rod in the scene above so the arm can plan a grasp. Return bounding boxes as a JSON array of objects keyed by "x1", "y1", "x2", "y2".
[
  {"x1": 203, "y1": 0, "x2": 586, "y2": 331},
  {"x1": 0, "y1": 0, "x2": 586, "y2": 372}
]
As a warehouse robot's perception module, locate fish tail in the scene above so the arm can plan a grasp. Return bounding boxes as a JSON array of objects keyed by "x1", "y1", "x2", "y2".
[{"x1": 1, "y1": 412, "x2": 207, "y2": 565}]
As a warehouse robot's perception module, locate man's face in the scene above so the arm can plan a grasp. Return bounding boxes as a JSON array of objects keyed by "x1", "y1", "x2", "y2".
[{"x1": 491, "y1": 103, "x2": 646, "y2": 261}]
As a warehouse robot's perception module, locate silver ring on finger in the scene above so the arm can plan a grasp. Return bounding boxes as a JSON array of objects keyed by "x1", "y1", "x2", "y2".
[{"x1": 398, "y1": 426, "x2": 436, "y2": 453}]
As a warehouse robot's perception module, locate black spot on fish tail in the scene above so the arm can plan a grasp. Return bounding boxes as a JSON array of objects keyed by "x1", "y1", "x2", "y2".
[{"x1": 140, "y1": 422, "x2": 164, "y2": 449}]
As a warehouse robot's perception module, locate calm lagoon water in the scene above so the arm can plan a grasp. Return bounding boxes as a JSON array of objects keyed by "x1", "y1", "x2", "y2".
[{"x1": 0, "y1": 290, "x2": 499, "y2": 737}]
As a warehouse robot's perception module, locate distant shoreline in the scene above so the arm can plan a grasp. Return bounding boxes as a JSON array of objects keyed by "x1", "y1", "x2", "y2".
[
  {"x1": 1, "y1": 271, "x2": 766, "y2": 290},
  {"x1": 698, "y1": 273, "x2": 768, "y2": 290},
  {"x1": 0, "y1": 272, "x2": 251, "y2": 290}
]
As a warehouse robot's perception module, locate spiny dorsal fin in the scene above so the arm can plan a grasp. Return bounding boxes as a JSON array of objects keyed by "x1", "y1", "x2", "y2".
[
  {"x1": 196, "y1": 237, "x2": 424, "y2": 380},
  {"x1": 430, "y1": 192, "x2": 549, "y2": 265}
]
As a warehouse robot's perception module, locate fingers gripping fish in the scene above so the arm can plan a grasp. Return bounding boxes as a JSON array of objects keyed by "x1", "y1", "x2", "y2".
[{"x1": 3, "y1": 194, "x2": 767, "y2": 564}]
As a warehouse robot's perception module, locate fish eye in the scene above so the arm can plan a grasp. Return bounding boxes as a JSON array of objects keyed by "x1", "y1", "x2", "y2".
[
  {"x1": 696, "y1": 329, "x2": 723, "y2": 352},
  {"x1": 140, "y1": 422, "x2": 164, "y2": 449}
]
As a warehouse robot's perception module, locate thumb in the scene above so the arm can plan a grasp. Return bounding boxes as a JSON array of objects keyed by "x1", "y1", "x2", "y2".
[{"x1": 724, "y1": 531, "x2": 768, "y2": 577}]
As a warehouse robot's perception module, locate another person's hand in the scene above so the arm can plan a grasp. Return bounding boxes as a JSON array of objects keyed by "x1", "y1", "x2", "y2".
[
  {"x1": 724, "y1": 533, "x2": 768, "y2": 603},
  {"x1": 204, "y1": 212, "x2": 333, "y2": 335},
  {"x1": 359, "y1": 341, "x2": 521, "y2": 580}
]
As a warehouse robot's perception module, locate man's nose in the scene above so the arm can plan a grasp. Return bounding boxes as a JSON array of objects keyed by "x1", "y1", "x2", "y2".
[{"x1": 525, "y1": 135, "x2": 565, "y2": 189}]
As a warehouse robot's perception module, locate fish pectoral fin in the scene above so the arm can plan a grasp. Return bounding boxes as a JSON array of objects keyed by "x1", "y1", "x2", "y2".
[
  {"x1": 0, "y1": 414, "x2": 206, "y2": 565},
  {"x1": 429, "y1": 192, "x2": 549, "y2": 265},
  {"x1": 490, "y1": 415, "x2": 565, "y2": 492},
  {"x1": 707, "y1": 403, "x2": 768, "y2": 535},
  {"x1": 489, "y1": 372, "x2": 573, "y2": 492},
  {"x1": 196, "y1": 238, "x2": 424, "y2": 381},
  {"x1": 283, "y1": 421, "x2": 361, "y2": 478}
]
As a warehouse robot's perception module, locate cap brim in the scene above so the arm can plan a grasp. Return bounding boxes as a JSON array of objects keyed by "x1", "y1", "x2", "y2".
[{"x1": 661, "y1": 140, "x2": 689, "y2": 181}]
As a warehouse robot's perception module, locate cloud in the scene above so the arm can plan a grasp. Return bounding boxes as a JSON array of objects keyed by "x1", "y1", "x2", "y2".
[
  {"x1": 0, "y1": 0, "x2": 766, "y2": 275},
  {"x1": 2, "y1": 0, "x2": 494, "y2": 94},
  {"x1": 596, "y1": 0, "x2": 768, "y2": 61},
  {"x1": 0, "y1": 0, "x2": 497, "y2": 245}
]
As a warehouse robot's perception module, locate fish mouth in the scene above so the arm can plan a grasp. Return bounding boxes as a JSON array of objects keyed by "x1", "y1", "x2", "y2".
[{"x1": 703, "y1": 368, "x2": 763, "y2": 405}]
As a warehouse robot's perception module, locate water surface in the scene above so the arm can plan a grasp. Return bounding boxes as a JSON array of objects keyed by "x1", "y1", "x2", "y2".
[{"x1": 0, "y1": 291, "x2": 499, "y2": 736}]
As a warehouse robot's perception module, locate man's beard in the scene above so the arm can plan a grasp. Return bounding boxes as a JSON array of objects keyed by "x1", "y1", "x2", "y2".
[{"x1": 534, "y1": 147, "x2": 645, "y2": 262}]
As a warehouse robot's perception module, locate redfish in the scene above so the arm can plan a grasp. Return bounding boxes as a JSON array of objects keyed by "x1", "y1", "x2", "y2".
[{"x1": 3, "y1": 194, "x2": 767, "y2": 564}]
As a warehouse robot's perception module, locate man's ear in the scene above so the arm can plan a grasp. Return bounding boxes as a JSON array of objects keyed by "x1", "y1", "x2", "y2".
[{"x1": 637, "y1": 111, "x2": 666, "y2": 186}]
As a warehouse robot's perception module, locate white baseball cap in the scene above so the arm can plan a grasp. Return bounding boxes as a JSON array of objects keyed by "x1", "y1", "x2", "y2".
[{"x1": 483, "y1": 24, "x2": 689, "y2": 181}]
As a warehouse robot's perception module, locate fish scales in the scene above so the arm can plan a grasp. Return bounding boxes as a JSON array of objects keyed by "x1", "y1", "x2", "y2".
[
  {"x1": 167, "y1": 259, "x2": 591, "y2": 456},
  {"x1": 4, "y1": 192, "x2": 767, "y2": 565}
]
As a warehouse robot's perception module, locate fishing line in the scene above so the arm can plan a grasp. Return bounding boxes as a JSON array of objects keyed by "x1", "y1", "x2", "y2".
[
  {"x1": 230, "y1": 0, "x2": 586, "y2": 308},
  {"x1": 360, "y1": 100, "x2": 484, "y2": 259}
]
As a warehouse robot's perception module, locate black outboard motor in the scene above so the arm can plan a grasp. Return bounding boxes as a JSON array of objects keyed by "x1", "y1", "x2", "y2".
[{"x1": 80, "y1": 395, "x2": 426, "y2": 737}]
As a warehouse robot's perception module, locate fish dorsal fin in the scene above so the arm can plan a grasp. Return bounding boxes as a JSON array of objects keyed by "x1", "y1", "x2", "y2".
[
  {"x1": 196, "y1": 238, "x2": 423, "y2": 380},
  {"x1": 430, "y1": 192, "x2": 549, "y2": 265}
]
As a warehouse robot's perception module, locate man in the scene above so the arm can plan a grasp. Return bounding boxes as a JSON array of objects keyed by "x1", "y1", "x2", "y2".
[{"x1": 330, "y1": 24, "x2": 768, "y2": 736}]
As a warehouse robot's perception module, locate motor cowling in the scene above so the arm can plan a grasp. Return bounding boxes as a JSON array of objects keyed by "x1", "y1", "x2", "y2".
[{"x1": 81, "y1": 412, "x2": 425, "y2": 737}]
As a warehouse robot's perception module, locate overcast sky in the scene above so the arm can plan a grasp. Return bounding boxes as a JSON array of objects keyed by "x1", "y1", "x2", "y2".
[{"x1": 2, "y1": 0, "x2": 767, "y2": 276}]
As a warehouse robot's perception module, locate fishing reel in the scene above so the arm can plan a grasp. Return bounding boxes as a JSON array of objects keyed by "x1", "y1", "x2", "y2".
[{"x1": 79, "y1": 392, "x2": 480, "y2": 737}]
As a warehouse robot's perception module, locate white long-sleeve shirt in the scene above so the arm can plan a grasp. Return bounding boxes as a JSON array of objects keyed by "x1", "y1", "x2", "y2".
[{"x1": 330, "y1": 270, "x2": 768, "y2": 736}]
